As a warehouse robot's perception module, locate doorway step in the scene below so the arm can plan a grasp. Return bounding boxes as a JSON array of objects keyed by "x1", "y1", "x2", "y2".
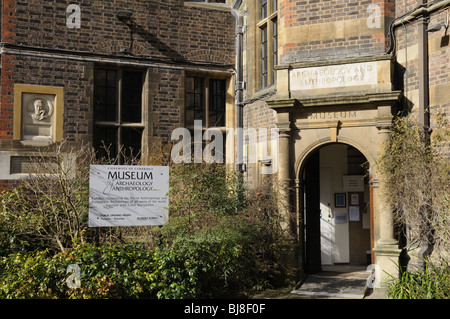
[{"x1": 291, "y1": 265, "x2": 371, "y2": 299}]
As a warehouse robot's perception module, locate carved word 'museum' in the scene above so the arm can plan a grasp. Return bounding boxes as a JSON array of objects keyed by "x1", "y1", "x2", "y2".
[{"x1": 308, "y1": 111, "x2": 357, "y2": 120}]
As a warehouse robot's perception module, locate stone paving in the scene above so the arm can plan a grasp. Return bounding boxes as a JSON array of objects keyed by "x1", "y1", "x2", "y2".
[{"x1": 252, "y1": 265, "x2": 373, "y2": 299}]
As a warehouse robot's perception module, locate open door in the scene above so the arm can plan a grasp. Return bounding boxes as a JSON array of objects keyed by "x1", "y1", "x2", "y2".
[
  {"x1": 320, "y1": 167, "x2": 333, "y2": 265},
  {"x1": 304, "y1": 150, "x2": 321, "y2": 273},
  {"x1": 302, "y1": 143, "x2": 372, "y2": 272}
]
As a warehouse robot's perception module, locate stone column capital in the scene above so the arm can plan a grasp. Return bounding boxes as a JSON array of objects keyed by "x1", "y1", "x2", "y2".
[
  {"x1": 276, "y1": 121, "x2": 292, "y2": 136},
  {"x1": 375, "y1": 117, "x2": 393, "y2": 132}
]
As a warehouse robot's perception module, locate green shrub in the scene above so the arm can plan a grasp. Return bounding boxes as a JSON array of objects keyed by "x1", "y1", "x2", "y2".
[
  {"x1": 387, "y1": 259, "x2": 450, "y2": 299},
  {"x1": 0, "y1": 244, "x2": 157, "y2": 299},
  {"x1": 167, "y1": 163, "x2": 247, "y2": 233},
  {"x1": 148, "y1": 247, "x2": 197, "y2": 299},
  {"x1": 0, "y1": 251, "x2": 58, "y2": 299},
  {"x1": 62, "y1": 244, "x2": 156, "y2": 299},
  {"x1": 162, "y1": 163, "x2": 289, "y2": 295},
  {"x1": 171, "y1": 219, "x2": 256, "y2": 297},
  {"x1": 0, "y1": 239, "x2": 258, "y2": 299},
  {"x1": 0, "y1": 218, "x2": 284, "y2": 299},
  {"x1": 0, "y1": 159, "x2": 289, "y2": 298}
]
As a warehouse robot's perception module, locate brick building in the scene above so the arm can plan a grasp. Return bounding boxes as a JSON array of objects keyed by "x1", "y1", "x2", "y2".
[
  {"x1": 0, "y1": 0, "x2": 237, "y2": 187},
  {"x1": 233, "y1": 0, "x2": 450, "y2": 294},
  {"x1": 1, "y1": 0, "x2": 449, "y2": 297}
]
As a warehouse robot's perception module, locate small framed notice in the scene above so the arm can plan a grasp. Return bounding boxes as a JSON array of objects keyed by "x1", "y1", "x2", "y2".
[
  {"x1": 335, "y1": 212, "x2": 348, "y2": 224},
  {"x1": 350, "y1": 193, "x2": 359, "y2": 205},
  {"x1": 335, "y1": 193, "x2": 346, "y2": 207},
  {"x1": 349, "y1": 206, "x2": 360, "y2": 221}
]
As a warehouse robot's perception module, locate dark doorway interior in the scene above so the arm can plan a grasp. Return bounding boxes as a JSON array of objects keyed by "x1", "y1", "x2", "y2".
[
  {"x1": 304, "y1": 149, "x2": 321, "y2": 273},
  {"x1": 301, "y1": 143, "x2": 372, "y2": 274}
]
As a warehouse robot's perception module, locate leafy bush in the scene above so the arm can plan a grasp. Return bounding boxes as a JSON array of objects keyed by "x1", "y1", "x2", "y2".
[
  {"x1": 0, "y1": 154, "x2": 289, "y2": 298},
  {"x1": 162, "y1": 163, "x2": 289, "y2": 294},
  {"x1": 168, "y1": 218, "x2": 257, "y2": 297},
  {"x1": 0, "y1": 231, "x2": 271, "y2": 299},
  {"x1": 167, "y1": 163, "x2": 247, "y2": 233},
  {"x1": 0, "y1": 243, "x2": 158, "y2": 299},
  {"x1": 378, "y1": 116, "x2": 450, "y2": 256},
  {"x1": 0, "y1": 250, "x2": 59, "y2": 299},
  {"x1": 0, "y1": 141, "x2": 94, "y2": 255},
  {"x1": 387, "y1": 259, "x2": 450, "y2": 299}
]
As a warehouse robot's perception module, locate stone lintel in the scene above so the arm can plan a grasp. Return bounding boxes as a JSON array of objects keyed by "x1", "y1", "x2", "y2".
[
  {"x1": 267, "y1": 98, "x2": 301, "y2": 112},
  {"x1": 267, "y1": 91, "x2": 402, "y2": 111}
]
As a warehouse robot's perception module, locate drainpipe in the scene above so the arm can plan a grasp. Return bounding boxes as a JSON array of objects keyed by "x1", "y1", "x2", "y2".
[
  {"x1": 418, "y1": 0, "x2": 430, "y2": 132},
  {"x1": 232, "y1": 0, "x2": 245, "y2": 173},
  {"x1": 417, "y1": 0, "x2": 434, "y2": 267}
]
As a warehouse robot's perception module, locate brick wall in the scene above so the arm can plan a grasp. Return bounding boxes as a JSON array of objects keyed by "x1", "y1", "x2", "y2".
[
  {"x1": 425, "y1": 7, "x2": 450, "y2": 153},
  {"x1": 243, "y1": 99, "x2": 277, "y2": 187},
  {"x1": 0, "y1": 0, "x2": 236, "y2": 190},
  {"x1": 393, "y1": 1, "x2": 450, "y2": 154},
  {"x1": 394, "y1": 0, "x2": 420, "y2": 17},
  {"x1": 0, "y1": 0, "x2": 235, "y2": 141},
  {"x1": 3, "y1": 0, "x2": 235, "y2": 65},
  {"x1": 240, "y1": 0, "x2": 450, "y2": 187},
  {"x1": 0, "y1": 54, "x2": 92, "y2": 141},
  {"x1": 279, "y1": 0, "x2": 395, "y2": 64},
  {"x1": 0, "y1": 54, "x2": 15, "y2": 139},
  {"x1": 148, "y1": 67, "x2": 185, "y2": 142}
]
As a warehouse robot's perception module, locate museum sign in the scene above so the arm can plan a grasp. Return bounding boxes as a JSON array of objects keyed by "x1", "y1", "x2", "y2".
[{"x1": 89, "y1": 165, "x2": 169, "y2": 227}]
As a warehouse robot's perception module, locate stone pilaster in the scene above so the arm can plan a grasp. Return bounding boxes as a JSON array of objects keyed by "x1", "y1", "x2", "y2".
[
  {"x1": 277, "y1": 119, "x2": 293, "y2": 234},
  {"x1": 373, "y1": 106, "x2": 401, "y2": 295},
  {"x1": 267, "y1": 99, "x2": 300, "y2": 281},
  {"x1": 267, "y1": 99, "x2": 298, "y2": 237}
]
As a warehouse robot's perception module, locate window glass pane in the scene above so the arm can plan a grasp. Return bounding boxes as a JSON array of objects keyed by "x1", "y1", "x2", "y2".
[
  {"x1": 186, "y1": 76, "x2": 205, "y2": 126},
  {"x1": 273, "y1": 18, "x2": 278, "y2": 83},
  {"x1": 94, "y1": 69, "x2": 117, "y2": 122},
  {"x1": 186, "y1": 76, "x2": 194, "y2": 92},
  {"x1": 261, "y1": 0, "x2": 267, "y2": 19},
  {"x1": 121, "y1": 127, "x2": 143, "y2": 161},
  {"x1": 273, "y1": 0, "x2": 277, "y2": 12},
  {"x1": 95, "y1": 69, "x2": 106, "y2": 85},
  {"x1": 261, "y1": 26, "x2": 268, "y2": 88},
  {"x1": 121, "y1": 71, "x2": 143, "y2": 123},
  {"x1": 204, "y1": 131, "x2": 226, "y2": 163},
  {"x1": 194, "y1": 77, "x2": 203, "y2": 94},
  {"x1": 209, "y1": 79, "x2": 226, "y2": 127},
  {"x1": 107, "y1": 69, "x2": 117, "y2": 88},
  {"x1": 94, "y1": 126, "x2": 118, "y2": 161}
]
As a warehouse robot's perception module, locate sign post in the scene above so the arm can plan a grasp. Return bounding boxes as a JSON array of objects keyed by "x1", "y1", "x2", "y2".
[{"x1": 89, "y1": 165, "x2": 169, "y2": 227}]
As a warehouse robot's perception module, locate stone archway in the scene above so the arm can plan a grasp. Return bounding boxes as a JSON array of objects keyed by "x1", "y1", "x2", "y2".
[
  {"x1": 295, "y1": 141, "x2": 373, "y2": 274},
  {"x1": 267, "y1": 91, "x2": 403, "y2": 293}
]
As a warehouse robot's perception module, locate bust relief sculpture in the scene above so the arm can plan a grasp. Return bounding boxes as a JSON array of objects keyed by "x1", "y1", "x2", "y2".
[
  {"x1": 22, "y1": 94, "x2": 55, "y2": 141},
  {"x1": 31, "y1": 99, "x2": 49, "y2": 121},
  {"x1": 15, "y1": 85, "x2": 63, "y2": 143}
]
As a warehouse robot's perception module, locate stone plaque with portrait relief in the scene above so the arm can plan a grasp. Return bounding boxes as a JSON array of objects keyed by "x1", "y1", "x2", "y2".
[{"x1": 21, "y1": 93, "x2": 55, "y2": 140}]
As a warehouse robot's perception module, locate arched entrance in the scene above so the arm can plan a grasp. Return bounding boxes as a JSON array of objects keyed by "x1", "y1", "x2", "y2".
[{"x1": 299, "y1": 142, "x2": 373, "y2": 274}]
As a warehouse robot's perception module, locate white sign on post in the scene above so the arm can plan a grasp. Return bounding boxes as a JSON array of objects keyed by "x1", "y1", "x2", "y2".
[{"x1": 89, "y1": 165, "x2": 169, "y2": 227}]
